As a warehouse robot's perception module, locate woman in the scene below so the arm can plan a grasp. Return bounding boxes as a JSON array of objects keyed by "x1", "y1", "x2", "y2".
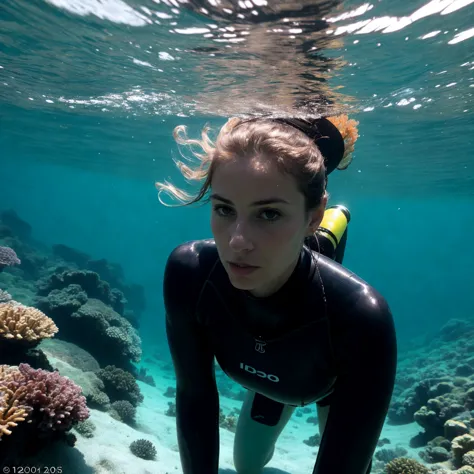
[{"x1": 157, "y1": 114, "x2": 397, "y2": 474}]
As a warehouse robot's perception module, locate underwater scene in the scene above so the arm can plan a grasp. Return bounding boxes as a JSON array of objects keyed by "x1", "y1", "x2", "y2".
[{"x1": 1, "y1": 0, "x2": 474, "y2": 473}]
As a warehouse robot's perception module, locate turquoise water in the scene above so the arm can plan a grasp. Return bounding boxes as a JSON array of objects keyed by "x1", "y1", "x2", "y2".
[{"x1": 1, "y1": 0, "x2": 474, "y2": 472}]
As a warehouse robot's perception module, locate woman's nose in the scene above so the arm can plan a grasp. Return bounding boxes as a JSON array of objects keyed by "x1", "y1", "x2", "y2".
[{"x1": 228, "y1": 222, "x2": 254, "y2": 252}]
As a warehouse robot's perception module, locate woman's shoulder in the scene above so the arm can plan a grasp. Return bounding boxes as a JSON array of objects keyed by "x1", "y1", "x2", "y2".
[
  {"x1": 163, "y1": 239, "x2": 220, "y2": 317},
  {"x1": 164, "y1": 238, "x2": 219, "y2": 286},
  {"x1": 316, "y1": 254, "x2": 391, "y2": 321}
]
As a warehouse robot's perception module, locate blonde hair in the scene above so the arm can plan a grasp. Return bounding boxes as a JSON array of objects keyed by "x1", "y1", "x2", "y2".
[
  {"x1": 326, "y1": 114, "x2": 359, "y2": 170},
  {"x1": 155, "y1": 115, "x2": 357, "y2": 212}
]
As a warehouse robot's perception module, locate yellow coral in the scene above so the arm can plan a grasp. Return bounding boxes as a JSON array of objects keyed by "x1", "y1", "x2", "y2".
[
  {"x1": 456, "y1": 467, "x2": 474, "y2": 474},
  {"x1": 453, "y1": 434, "x2": 474, "y2": 466},
  {"x1": 0, "y1": 367, "x2": 32, "y2": 438},
  {"x1": 0, "y1": 303, "x2": 58, "y2": 342},
  {"x1": 326, "y1": 114, "x2": 359, "y2": 170},
  {"x1": 463, "y1": 450, "x2": 474, "y2": 468}
]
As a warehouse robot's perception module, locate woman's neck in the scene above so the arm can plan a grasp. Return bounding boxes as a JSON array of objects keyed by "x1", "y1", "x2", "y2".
[{"x1": 246, "y1": 250, "x2": 303, "y2": 299}]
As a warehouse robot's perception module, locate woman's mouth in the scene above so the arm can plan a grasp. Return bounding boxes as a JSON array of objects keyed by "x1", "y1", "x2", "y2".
[{"x1": 228, "y1": 262, "x2": 259, "y2": 276}]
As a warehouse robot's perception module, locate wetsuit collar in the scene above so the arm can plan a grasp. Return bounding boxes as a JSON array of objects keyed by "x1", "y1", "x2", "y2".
[{"x1": 237, "y1": 246, "x2": 319, "y2": 340}]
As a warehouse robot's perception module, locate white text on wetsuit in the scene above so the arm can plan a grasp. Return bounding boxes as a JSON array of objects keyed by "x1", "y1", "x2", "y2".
[{"x1": 239, "y1": 363, "x2": 280, "y2": 382}]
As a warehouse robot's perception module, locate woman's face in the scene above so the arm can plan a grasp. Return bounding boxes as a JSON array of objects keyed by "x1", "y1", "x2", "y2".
[{"x1": 210, "y1": 156, "x2": 326, "y2": 297}]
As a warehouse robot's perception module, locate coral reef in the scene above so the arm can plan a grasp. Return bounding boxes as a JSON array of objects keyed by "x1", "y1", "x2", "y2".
[
  {"x1": 0, "y1": 245, "x2": 21, "y2": 271},
  {"x1": 111, "y1": 400, "x2": 136, "y2": 425},
  {"x1": 129, "y1": 439, "x2": 157, "y2": 460},
  {"x1": 74, "y1": 419, "x2": 96, "y2": 438},
  {"x1": 0, "y1": 219, "x2": 46, "y2": 280},
  {"x1": 39, "y1": 342, "x2": 110, "y2": 410},
  {"x1": 303, "y1": 433, "x2": 321, "y2": 447},
  {"x1": 389, "y1": 318, "x2": 474, "y2": 427},
  {"x1": 39, "y1": 338, "x2": 100, "y2": 372},
  {"x1": 0, "y1": 301, "x2": 57, "y2": 370},
  {"x1": 375, "y1": 447, "x2": 408, "y2": 464},
  {"x1": 96, "y1": 365, "x2": 143, "y2": 407},
  {"x1": 164, "y1": 386, "x2": 176, "y2": 398},
  {"x1": 456, "y1": 467, "x2": 474, "y2": 474},
  {"x1": 0, "y1": 289, "x2": 12, "y2": 303},
  {"x1": 137, "y1": 366, "x2": 156, "y2": 387},
  {"x1": 219, "y1": 407, "x2": 237, "y2": 432},
  {"x1": 165, "y1": 401, "x2": 176, "y2": 417},
  {"x1": 35, "y1": 282, "x2": 141, "y2": 370},
  {"x1": 8, "y1": 363, "x2": 89, "y2": 432},
  {"x1": 0, "y1": 381, "x2": 32, "y2": 438},
  {"x1": 37, "y1": 270, "x2": 126, "y2": 315},
  {"x1": 384, "y1": 457, "x2": 429, "y2": 473},
  {"x1": 0, "y1": 211, "x2": 144, "y2": 373},
  {"x1": 0, "y1": 363, "x2": 90, "y2": 465},
  {"x1": 384, "y1": 316, "x2": 474, "y2": 473},
  {"x1": 452, "y1": 434, "x2": 474, "y2": 468},
  {"x1": 0, "y1": 211, "x2": 151, "y2": 466},
  {"x1": 0, "y1": 302, "x2": 58, "y2": 343},
  {"x1": 0, "y1": 210, "x2": 145, "y2": 321},
  {"x1": 52, "y1": 244, "x2": 146, "y2": 317}
]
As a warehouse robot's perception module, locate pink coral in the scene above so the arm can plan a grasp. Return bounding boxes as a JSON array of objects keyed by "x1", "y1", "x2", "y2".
[
  {"x1": 16, "y1": 363, "x2": 89, "y2": 432},
  {"x1": 0, "y1": 246, "x2": 21, "y2": 268}
]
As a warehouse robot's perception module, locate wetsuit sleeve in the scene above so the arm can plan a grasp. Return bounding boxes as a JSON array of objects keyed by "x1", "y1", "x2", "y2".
[
  {"x1": 313, "y1": 290, "x2": 397, "y2": 474},
  {"x1": 163, "y1": 243, "x2": 220, "y2": 474}
]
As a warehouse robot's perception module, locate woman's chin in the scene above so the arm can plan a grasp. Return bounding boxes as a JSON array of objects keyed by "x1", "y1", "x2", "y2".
[{"x1": 228, "y1": 275, "x2": 256, "y2": 290}]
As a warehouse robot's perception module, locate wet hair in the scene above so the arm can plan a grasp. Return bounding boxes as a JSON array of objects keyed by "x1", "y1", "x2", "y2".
[{"x1": 155, "y1": 115, "x2": 358, "y2": 213}]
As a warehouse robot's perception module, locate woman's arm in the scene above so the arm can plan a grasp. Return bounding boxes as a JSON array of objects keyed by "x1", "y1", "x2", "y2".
[
  {"x1": 313, "y1": 289, "x2": 397, "y2": 474},
  {"x1": 164, "y1": 243, "x2": 220, "y2": 474}
]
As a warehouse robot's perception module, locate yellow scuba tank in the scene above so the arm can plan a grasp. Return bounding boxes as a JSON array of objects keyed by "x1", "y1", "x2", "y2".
[{"x1": 313, "y1": 205, "x2": 351, "y2": 263}]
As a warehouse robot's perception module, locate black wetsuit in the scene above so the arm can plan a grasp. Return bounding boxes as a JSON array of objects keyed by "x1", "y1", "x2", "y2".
[{"x1": 164, "y1": 239, "x2": 397, "y2": 474}]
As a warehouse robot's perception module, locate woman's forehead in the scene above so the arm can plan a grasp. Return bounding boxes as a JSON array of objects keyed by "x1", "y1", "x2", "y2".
[{"x1": 211, "y1": 158, "x2": 302, "y2": 204}]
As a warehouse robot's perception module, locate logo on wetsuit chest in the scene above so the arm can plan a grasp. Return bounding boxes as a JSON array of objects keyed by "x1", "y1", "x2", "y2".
[{"x1": 239, "y1": 363, "x2": 279, "y2": 382}]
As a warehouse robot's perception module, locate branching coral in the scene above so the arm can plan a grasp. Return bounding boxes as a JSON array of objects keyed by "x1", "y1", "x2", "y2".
[
  {"x1": 17, "y1": 363, "x2": 89, "y2": 432},
  {"x1": 384, "y1": 457, "x2": 429, "y2": 473},
  {"x1": 0, "y1": 364, "x2": 89, "y2": 434},
  {"x1": 0, "y1": 303, "x2": 58, "y2": 342},
  {"x1": 0, "y1": 387, "x2": 32, "y2": 438},
  {"x1": 0, "y1": 366, "x2": 32, "y2": 439}
]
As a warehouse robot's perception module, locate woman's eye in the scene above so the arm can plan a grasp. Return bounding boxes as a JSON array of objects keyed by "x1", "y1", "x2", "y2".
[
  {"x1": 260, "y1": 209, "x2": 282, "y2": 221},
  {"x1": 212, "y1": 205, "x2": 281, "y2": 221},
  {"x1": 213, "y1": 205, "x2": 233, "y2": 217}
]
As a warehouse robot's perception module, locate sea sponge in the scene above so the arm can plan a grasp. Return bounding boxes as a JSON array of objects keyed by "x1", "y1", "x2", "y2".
[
  {"x1": 0, "y1": 303, "x2": 58, "y2": 342},
  {"x1": 129, "y1": 439, "x2": 157, "y2": 460},
  {"x1": 326, "y1": 114, "x2": 359, "y2": 169},
  {"x1": 384, "y1": 457, "x2": 429, "y2": 474}
]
